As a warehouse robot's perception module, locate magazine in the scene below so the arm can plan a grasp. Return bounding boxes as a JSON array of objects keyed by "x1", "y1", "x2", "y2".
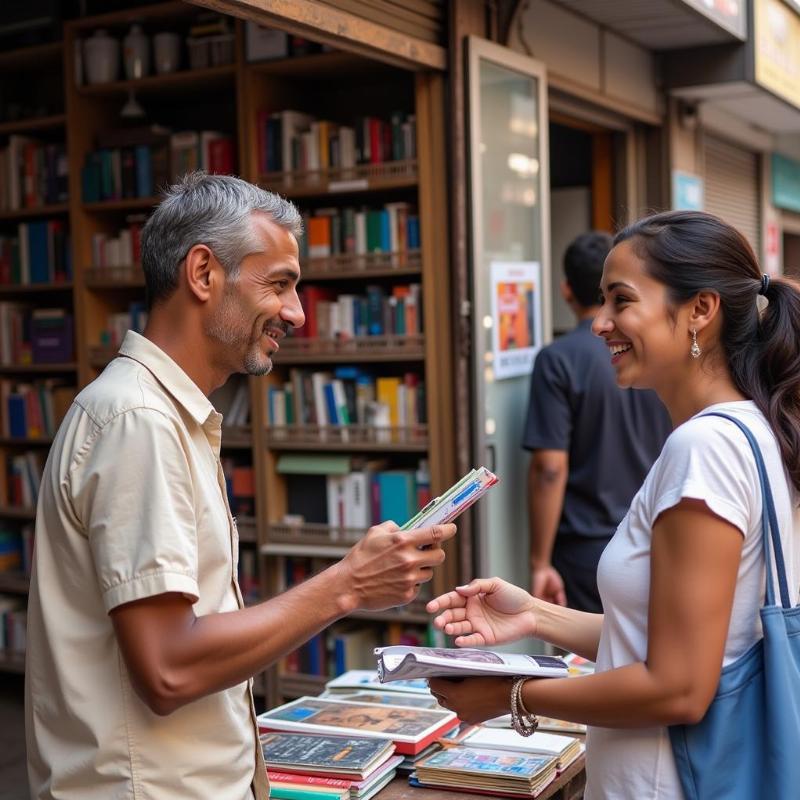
[
  {"x1": 321, "y1": 690, "x2": 442, "y2": 709},
  {"x1": 375, "y1": 645, "x2": 569, "y2": 682},
  {"x1": 325, "y1": 669, "x2": 431, "y2": 696},
  {"x1": 259, "y1": 732, "x2": 395, "y2": 779},
  {"x1": 414, "y1": 746, "x2": 558, "y2": 795},
  {"x1": 257, "y1": 696, "x2": 458, "y2": 755},
  {"x1": 461, "y1": 727, "x2": 583, "y2": 766}
]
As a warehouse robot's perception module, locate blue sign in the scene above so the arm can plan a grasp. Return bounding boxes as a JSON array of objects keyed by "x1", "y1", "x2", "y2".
[
  {"x1": 772, "y1": 153, "x2": 800, "y2": 214},
  {"x1": 672, "y1": 170, "x2": 704, "y2": 211}
]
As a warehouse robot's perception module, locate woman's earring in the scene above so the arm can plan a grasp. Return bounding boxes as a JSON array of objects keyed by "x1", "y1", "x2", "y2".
[{"x1": 690, "y1": 328, "x2": 701, "y2": 359}]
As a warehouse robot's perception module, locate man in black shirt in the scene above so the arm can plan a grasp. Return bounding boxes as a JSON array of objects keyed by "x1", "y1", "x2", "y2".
[{"x1": 523, "y1": 231, "x2": 671, "y2": 613}]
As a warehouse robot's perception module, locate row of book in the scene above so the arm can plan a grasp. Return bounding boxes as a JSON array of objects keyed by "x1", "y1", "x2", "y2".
[
  {"x1": 0, "y1": 449, "x2": 43, "y2": 509},
  {"x1": 0, "y1": 221, "x2": 72, "y2": 286},
  {"x1": 0, "y1": 136, "x2": 69, "y2": 211},
  {"x1": 0, "y1": 379, "x2": 76, "y2": 439},
  {"x1": 81, "y1": 130, "x2": 235, "y2": 203},
  {"x1": 0, "y1": 596, "x2": 26, "y2": 655},
  {"x1": 99, "y1": 305, "x2": 148, "y2": 349},
  {"x1": 90, "y1": 216, "x2": 145, "y2": 270},
  {"x1": 257, "y1": 110, "x2": 417, "y2": 174},
  {"x1": 0, "y1": 304, "x2": 74, "y2": 365},
  {"x1": 300, "y1": 204, "x2": 420, "y2": 262},
  {"x1": 296, "y1": 284, "x2": 422, "y2": 340},
  {"x1": 267, "y1": 370, "x2": 425, "y2": 430},
  {"x1": 279, "y1": 455, "x2": 432, "y2": 531},
  {"x1": 0, "y1": 525, "x2": 33, "y2": 574}
]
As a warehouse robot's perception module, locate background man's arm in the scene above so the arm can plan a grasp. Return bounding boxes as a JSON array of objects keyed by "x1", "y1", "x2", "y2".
[
  {"x1": 111, "y1": 522, "x2": 455, "y2": 715},
  {"x1": 528, "y1": 449, "x2": 568, "y2": 605}
]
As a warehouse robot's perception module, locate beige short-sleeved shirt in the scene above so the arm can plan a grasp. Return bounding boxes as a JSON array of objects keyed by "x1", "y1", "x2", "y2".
[{"x1": 25, "y1": 331, "x2": 269, "y2": 800}]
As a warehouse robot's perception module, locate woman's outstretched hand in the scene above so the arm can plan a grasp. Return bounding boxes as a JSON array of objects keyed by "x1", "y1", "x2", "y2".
[{"x1": 426, "y1": 577, "x2": 538, "y2": 647}]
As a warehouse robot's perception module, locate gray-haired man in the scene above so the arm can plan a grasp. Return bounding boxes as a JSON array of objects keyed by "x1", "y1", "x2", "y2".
[{"x1": 25, "y1": 172, "x2": 455, "y2": 800}]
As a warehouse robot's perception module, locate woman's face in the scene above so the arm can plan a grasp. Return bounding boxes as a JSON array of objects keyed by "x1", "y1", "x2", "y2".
[{"x1": 592, "y1": 239, "x2": 692, "y2": 393}]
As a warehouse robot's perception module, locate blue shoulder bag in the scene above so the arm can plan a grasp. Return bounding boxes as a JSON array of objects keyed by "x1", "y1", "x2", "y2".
[{"x1": 668, "y1": 412, "x2": 800, "y2": 799}]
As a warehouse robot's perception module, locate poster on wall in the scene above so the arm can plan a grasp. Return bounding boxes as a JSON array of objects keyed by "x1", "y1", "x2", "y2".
[
  {"x1": 672, "y1": 170, "x2": 704, "y2": 211},
  {"x1": 490, "y1": 261, "x2": 542, "y2": 380}
]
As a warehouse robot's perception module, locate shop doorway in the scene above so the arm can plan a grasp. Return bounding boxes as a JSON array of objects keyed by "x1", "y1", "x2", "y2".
[{"x1": 548, "y1": 114, "x2": 620, "y2": 335}]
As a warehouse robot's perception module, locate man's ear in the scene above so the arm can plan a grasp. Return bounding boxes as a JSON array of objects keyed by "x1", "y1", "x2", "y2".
[
  {"x1": 184, "y1": 244, "x2": 215, "y2": 302},
  {"x1": 688, "y1": 290, "x2": 721, "y2": 334}
]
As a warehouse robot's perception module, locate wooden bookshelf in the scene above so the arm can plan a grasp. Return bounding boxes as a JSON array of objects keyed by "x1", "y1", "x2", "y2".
[
  {"x1": 0, "y1": 650, "x2": 26, "y2": 675},
  {"x1": 0, "y1": 3, "x2": 456, "y2": 694},
  {"x1": 0, "y1": 114, "x2": 66, "y2": 136},
  {"x1": 0, "y1": 572, "x2": 30, "y2": 595},
  {"x1": 0, "y1": 282, "x2": 73, "y2": 295},
  {"x1": 0, "y1": 204, "x2": 69, "y2": 221}
]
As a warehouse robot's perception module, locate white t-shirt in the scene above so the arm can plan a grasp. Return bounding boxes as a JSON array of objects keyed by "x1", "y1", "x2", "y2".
[{"x1": 584, "y1": 401, "x2": 800, "y2": 800}]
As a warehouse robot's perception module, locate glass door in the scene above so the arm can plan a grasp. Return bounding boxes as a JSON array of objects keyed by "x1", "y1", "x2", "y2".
[{"x1": 467, "y1": 37, "x2": 551, "y2": 588}]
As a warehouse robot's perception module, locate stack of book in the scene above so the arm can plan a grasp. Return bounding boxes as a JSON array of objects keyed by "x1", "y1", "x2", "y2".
[
  {"x1": 0, "y1": 305, "x2": 74, "y2": 366},
  {"x1": 260, "y1": 732, "x2": 402, "y2": 800},
  {"x1": 257, "y1": 695, "x2": 458, "y2": 757},
  {"x1": 1, "y1": 450, "x2": 44, "y2": 509},
  {"x1": 90, "y1": 215, "x2": 145, "y2": 270}
]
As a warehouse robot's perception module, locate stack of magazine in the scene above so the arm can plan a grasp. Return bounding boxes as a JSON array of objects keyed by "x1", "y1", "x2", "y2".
[{"x1": 260, "y1": 732, "x2": 402, "y2": 800}]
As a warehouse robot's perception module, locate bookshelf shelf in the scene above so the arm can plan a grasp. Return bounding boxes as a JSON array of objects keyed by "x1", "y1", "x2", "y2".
[
  {"x1": 265, "y1": 424, "x2": 428, "y2": 451},
  {"x1": 0, "y1": 364, "x2": 77, "y2": 375},
  {"x1": 0, "y1": 205, "x2": 69, "y2": 221},
  {"x1": 82, "y1": 198, "x2": 160, "y2": 213},
  {"x1": 0, "y1": 437, "x2": 53, "y2": 447},
  {"x1": 0, "y1": 506, "x2": 36, "y2": 520},
  {"x1": 264, "y1": 439, "x2": 428, "y2": 453},
  {"x1": 84, "y1": 266, "x2": 145, "y2": 289},
  {"x1": 0, "y1": 650, "x2": 25, "y2": 675},
  {"x1": 266, "y1": 522, "x2": 364, "y2": 549},
  {"x1": 0, "y1": 572, "x2": 30, "y2": 595},
  {"x1": 259, "y1": 160, "x2": 418, "y2": 199},
  {"x1": 261, "y1": 542, "x2": 350, "y2": 558},
  {"x1": 0, "y1": 114, "x2": 66, "y2": 136},
  {"x1": 0, "y1": 41, "x2": 62, "y2": 70},
  {"x1": 221, "y1": 426, "x2": 254, "y2": 449},
  {"x1": 301, "y1": 251, "x2": 422, "y2": 281},
  {"x1": 0, "y1": 282, "x2": 73, "y2": 295},
  {"x1": 275, "y1": 335, "x2": 425, "y2": 365},
  {"x1": 236, "y1": 517, "x2": 258, "y2": 544},
  {"x1": 248, "y1": 50, "x2": 396, "y2": 80},
  {"x1": 76, "y1": 65, "x2": 236, "y2": 98}
]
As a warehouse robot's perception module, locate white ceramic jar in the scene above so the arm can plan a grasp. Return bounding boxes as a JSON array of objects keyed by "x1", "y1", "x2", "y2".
[
  {"x1": 153, "y1": 32, "x2": 181, "y2": 74},
  {"x1": 123, "y1": 24, "x2": 150, "y2": 80},
  {"x1": 83, "y1": 29, "x2": 120, "y2": 85}
]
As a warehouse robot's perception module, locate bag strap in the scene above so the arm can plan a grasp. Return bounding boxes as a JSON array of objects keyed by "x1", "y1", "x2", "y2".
[{"x1": 700, "y1": 412, "x2": 792, "y2": 609}]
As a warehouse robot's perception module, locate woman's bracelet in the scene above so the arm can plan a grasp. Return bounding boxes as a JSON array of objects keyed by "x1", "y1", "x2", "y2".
[{"x1": 510, "y1": 677, "x2": 538, "y2": 737}]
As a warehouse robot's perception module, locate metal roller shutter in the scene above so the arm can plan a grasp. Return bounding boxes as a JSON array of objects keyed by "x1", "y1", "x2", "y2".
[{"x1": 704, "y1": 134, "x2": 760, "y2": 253}]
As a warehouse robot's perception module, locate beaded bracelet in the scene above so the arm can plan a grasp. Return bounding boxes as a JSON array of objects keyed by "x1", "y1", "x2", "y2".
[{"x1": 510, "y1": 677, "x2": 538, "y2": 737}]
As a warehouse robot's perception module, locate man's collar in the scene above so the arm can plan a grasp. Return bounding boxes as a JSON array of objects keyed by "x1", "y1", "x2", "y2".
[{"x1": 118, "y1": 331, "x2": 215, "y2": 426}]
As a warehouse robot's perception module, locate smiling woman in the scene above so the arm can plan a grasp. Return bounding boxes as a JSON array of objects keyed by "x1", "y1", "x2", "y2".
[{"x1": 425, "y1": 210, "x2": 800, "y2": 800}]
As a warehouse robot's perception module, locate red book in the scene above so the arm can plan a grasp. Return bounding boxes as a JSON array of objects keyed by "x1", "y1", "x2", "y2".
[
  {"x1": 368, "y1": 118, "x2": 383, "y2": 164},
  {"x1": 209, "y1": 138, "x2": 235, "y2": 175},
  {"x1": 299, "y1": 286, "x2": 335, "y2": 339},
  {"x1": 268, "y1": 771, "x2": 352, "y2": 789}
]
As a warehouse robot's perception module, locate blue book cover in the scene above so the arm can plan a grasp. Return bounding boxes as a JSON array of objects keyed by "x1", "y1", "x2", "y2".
[
  {"x1": 134, "y1": 145, "x2": 153, "y2": 198},
  {"x1": 323, "y1": 383, "x2": 339, "y2": 424},
  {"x1": 27, "y1": 222, "x2": 49, "y2": 284},
  {"x1": 366, "y1": 286, "x2": 384, "y2": 336},
  {"x1": 407, "y1": 216, "x2": 420, "y2": 250},
  {"x1": 7, "y1": 394, "x2": 27, "y2": 438},
  {"x1": 378, "y1": 471, "x2": 415, "y2": 525}
]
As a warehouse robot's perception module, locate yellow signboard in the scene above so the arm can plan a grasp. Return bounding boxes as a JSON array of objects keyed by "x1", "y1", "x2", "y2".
[{"x1": 755, "y1": 0, "x2": 800, "y2": 110}]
